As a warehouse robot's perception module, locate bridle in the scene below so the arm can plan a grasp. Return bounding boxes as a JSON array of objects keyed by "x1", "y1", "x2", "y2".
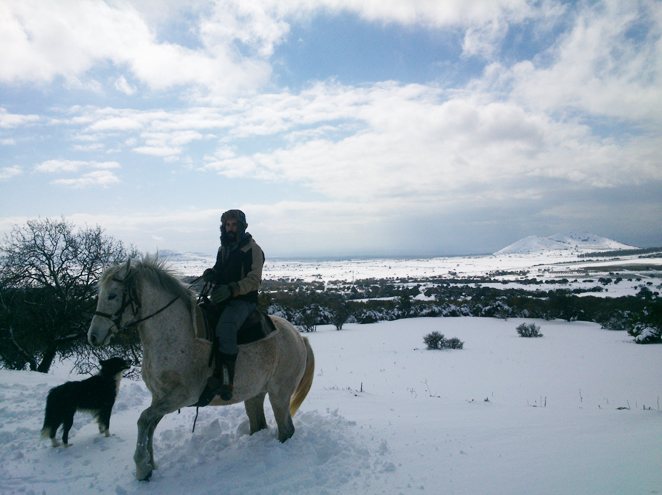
[{"x1": 93, "y1": 274, "x2": 179, "y2": 334}]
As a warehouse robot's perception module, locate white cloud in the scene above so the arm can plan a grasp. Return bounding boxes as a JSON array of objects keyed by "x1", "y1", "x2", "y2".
[
  {"x1": 114, "y1": 75, "x2": 136, "y2": 95},
  {"x1": 481, "y1": 1, "x2": 662, "y2": 127},
  {"x1": 0, "y1": 107, "x2": 39, "y2": 128},
  {"x1": 0, "y1": 0, "x2": 552, "y2": 97},
  {"x1": 202, "y1": 82, "x2": 662, "y2": 201},
  {"x1": 133, "y1": 145, "x2": 182, "y2": 157},
  {"x1": 51, "y1": 170, "x2": 120, "y2": 188},
  {"x1": 34, "y1": 159, "x2": 121, "y2": 174},
  {"x1": 462, "y1": 18, "x2": 509, "y2": 58},
  {"x1": 246, "y1": 0, "x2": 537, "y2": 28},
  {"x1": 0, "y1": 165, "x2": 22, "y2": 180},
  {"x1": 0, "y1": 0, "x2": 270, "y2": 96},
  {"x1": 48, "y1": 71, "x2": 661, "y2": 204}
]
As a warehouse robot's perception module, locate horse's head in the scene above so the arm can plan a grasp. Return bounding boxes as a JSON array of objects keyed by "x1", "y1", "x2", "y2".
[{"x1": 88, "y1": 259, "x2": 137, "y2": 346}]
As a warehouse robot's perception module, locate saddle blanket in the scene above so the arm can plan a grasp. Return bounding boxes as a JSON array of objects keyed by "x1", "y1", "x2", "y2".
[{"x1": 195, "y1": 298, "x2": 276, "y2": 345}]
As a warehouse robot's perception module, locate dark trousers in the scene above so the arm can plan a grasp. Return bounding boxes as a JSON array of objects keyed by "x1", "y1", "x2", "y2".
[{"x1": 215, "y1": 299, "x2": 256, "y2": 355}]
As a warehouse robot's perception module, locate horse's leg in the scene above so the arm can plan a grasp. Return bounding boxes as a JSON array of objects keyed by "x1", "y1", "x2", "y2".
[
  {"x1": 268, "y1": 393, "x2": 295, "y2": 442},
  {"x1": 244, "y1": 393, "x2": 267, "y2": 434},
  {"x1": 146, "y1": 416, "x2": 163, "y2": 469},
  {"x1": 134, "y1": 406, "x2": 164, "y2": 481}
]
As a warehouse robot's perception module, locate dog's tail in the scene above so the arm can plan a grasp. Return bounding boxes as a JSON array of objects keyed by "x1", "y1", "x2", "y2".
[
  {"x1": 41, "y1": 391, "x2": 55, "y2": 440},
  {"x1": 40, "y1": 426, "x2": 52, "y2": 439}
]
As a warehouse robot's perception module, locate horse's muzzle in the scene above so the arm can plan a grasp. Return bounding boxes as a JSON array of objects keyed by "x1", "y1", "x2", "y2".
[{"x1": 87, "y1": 325, "x2": 110, "y2": 346}]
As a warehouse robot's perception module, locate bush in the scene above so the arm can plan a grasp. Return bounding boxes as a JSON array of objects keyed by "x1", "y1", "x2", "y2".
[
  {"x1": 516, "y1": 322, "x2": 543, "y2": 338},
  {"x1": 444, "y1": 337, "x2": 464, "y2": 349},
  {"x1": 627, "y1": 323, "x2": 661, "y2": 344},
  {"x1": 423, "y1": 331, "x2": 464, "y2": 350},
  {"x1": 423, "y1": 331, "x2": 444, "y2": 349}
]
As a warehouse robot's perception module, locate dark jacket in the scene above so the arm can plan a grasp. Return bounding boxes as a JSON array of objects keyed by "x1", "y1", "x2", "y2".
[{"x1": 210, "y1": 234, "x2": 264, "y2": 303}]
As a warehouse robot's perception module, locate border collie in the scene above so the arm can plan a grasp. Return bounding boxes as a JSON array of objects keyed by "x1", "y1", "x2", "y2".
[{"x1": 41, "y1": 357, "x2": 131, "y2": 447}]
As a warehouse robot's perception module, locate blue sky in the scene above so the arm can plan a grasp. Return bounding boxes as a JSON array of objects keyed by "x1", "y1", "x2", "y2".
[{"x1": 1, "y1": 0, "x2": 661, "y2": 257}]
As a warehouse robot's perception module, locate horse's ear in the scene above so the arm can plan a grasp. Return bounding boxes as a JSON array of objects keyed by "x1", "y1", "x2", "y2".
[{"x1": 122, "y1": 258, "x2": 132, "y2": 278}]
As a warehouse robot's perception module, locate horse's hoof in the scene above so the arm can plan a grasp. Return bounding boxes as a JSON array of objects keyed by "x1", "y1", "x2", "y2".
[
  {"x1": 136, "y1": 464, "x2": 153, "y2": 481},
  {"x1": 137, "y1": 471, "x2": 152, "y2": 482}
]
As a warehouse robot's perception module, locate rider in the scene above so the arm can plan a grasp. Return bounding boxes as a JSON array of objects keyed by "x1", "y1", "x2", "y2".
[{"x1": 198, "y1": 209, "x2": 264, "y2": 404}]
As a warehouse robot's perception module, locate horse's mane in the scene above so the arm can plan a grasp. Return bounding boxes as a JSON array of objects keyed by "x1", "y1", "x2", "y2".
[{"x1": 101, "y1": 254, "x2": 194, "y2": 311}]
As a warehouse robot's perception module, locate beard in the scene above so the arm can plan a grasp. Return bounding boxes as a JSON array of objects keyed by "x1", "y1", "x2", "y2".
[{"x1": 221, "y1": 230, "x2": 238, "y2": 245}]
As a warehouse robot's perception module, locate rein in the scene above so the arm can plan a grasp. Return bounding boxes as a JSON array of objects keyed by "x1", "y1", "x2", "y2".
[{"x1": 124, "y1": 295, "x2": 180, "y2": 329}]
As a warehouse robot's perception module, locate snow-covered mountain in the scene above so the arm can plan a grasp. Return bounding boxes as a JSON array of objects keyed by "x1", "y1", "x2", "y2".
[{"x1": 495, "y1": 233, "x2": 638, "y2": 255}]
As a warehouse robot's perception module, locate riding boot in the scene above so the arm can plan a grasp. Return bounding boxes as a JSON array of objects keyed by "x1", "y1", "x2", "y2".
[{"x1": 219, "y1": 352, "x2": 237, "y2": 401}]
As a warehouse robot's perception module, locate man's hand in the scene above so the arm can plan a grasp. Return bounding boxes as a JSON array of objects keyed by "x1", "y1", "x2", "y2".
[{"x1": 211, "y1": 285, "x2": 232, "y2": 304}]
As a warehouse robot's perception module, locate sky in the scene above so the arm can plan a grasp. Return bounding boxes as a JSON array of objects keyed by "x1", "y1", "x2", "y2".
[{"x1": 1, "y1": 0, "x2": 661, "y2": 258}]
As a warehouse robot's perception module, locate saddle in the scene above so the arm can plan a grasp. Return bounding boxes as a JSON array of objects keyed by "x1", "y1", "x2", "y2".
[{"x1": 197, "y1": 297, "x2": 276, "y2": 345}]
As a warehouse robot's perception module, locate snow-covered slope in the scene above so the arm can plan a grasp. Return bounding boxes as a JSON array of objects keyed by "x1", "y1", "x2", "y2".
[{"x1": 495, "y1": 233, "x2": 637, "y2": 255}]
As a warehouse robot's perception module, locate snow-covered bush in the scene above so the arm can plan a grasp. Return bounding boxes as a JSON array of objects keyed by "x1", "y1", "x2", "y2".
[
  {"x1": 423, "y1": 331, "x2": 464, "y2": 350},
  {"x1": 423, "y1": 331, "x2": 444, "y2": 349},
  {"x1": 627, "y1": 323, "x2": 661, "y2": 344},
  {"x1": 444, "y1": 337, "x2": 464, "y2": 349},
  {"x1": 516, "y1": 322, "x2": 543, "y2": 338}
]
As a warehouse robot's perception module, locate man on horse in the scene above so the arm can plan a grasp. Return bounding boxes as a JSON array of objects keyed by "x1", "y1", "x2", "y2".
[{"x1": 199, "y1": 209, "x2": 265, "y2": 404}]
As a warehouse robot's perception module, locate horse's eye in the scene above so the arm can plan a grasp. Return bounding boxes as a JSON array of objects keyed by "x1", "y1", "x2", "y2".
[{"x1": 108, "y1": 293, "x2": 118, "y2": 301}]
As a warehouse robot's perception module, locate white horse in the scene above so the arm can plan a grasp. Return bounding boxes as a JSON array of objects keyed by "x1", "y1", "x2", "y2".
[{"x1": 87, "y1": 256, "x2": 314, "y2": 481}]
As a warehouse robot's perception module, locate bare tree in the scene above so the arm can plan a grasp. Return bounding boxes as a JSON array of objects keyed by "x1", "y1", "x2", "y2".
[{"x1": 0, "y1": 218, "x2": 138, "y2": 372}]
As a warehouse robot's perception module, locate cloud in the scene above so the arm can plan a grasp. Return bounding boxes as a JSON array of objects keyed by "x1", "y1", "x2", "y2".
[
  {"x1": 133, "y1": 145, "x2": 182, "y2": 158},
  {"x1": 114, "y1": 75, "x2": 136, "y2": 95},
  {"x1": 51, "y1": 170, "x2": 120, "y2": 188},
  {"x1": 0, "y1": 0, "x2": 270, "y2": 96},
  {"x1": 462, "y1": 18, "x2": 509, "y2": 58},
  {"x1": 0, "y1": 107, "x2": 39, "y2": 128},
  {"x1": 0, "y1": 0, "x2": 552, "y2": 98},
  {"x1": 478, "y1": 1, "x2": 662, "y2": 127},
  {"x1": 33, "y1": 160, "x2": 121, "y2": 188},
  {"x1": 0, "y1": 165, "x2": 22, "y2": 180},
  {"x1": 202, "y1": 81, "x2": 662, "y2": 201},
  {"x1": 34, "y1": 159, "x2": 121, "y2": 174}
]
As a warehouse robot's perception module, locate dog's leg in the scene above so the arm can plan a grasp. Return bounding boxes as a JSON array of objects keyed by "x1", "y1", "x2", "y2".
[
  {"x1": 98, "y1": 407, "x2": 112, "y2": 437},
  {"x1": 62, "y1": 412, "x2": 75, "y2": 446}
]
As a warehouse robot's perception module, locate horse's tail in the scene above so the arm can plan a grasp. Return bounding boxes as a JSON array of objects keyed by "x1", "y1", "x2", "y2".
[{"x1": 290, "y1": 336, "x2": 314, "y2": 416}]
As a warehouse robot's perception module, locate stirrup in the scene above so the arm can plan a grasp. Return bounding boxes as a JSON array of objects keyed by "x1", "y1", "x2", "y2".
[{"x1": 220, "y1": 384, "x2": 233, "y2": 401}]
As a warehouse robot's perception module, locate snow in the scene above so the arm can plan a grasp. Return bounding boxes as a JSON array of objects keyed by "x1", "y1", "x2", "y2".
[
  {"x1": 166, "y1": 248, "x2": 660, "y2": 283},
  {"x1": 2, "y1": 317, "x2": 661, "y2": 495}
]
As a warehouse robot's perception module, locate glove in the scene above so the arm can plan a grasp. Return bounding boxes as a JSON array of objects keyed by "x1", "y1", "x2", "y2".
[
  {"x1": 211, "y1": 285, "x2": 232, "y2": 305},
  {"x1": 202, "y1": 268, "x2": 216, "y2": 282}
]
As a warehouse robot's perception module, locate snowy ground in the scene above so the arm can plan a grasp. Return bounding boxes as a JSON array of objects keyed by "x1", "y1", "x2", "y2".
[
  {"x1": 167, "y1": 251, "x2": 662, "y2": 297},
  {"x1": 2, "y1": 317, "x2": 661, "y2": 495}
]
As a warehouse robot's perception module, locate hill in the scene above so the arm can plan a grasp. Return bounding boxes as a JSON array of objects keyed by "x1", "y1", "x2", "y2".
[{"x1": 495, "y1": 233, "x2": 637, "y2": 255}]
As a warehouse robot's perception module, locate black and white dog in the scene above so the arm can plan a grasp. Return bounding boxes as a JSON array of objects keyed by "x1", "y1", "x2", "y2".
[{"x1": 41, "y1": 357, "x2": 131, "y2": 447}]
